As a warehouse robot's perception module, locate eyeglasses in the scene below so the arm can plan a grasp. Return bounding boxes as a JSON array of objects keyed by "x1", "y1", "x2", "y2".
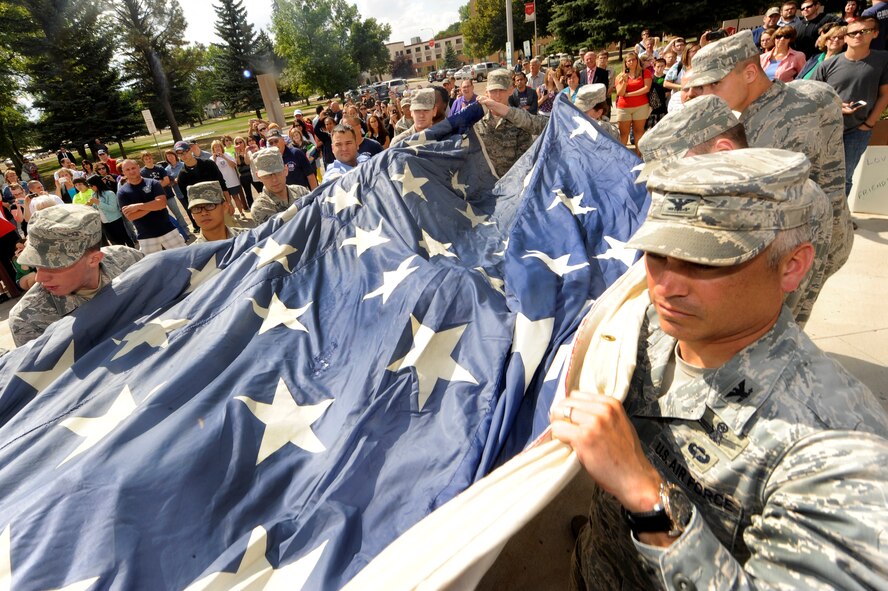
[
  {"x1": 846, "y1": 28, "x2": 875, "y2": 37},
  {"x1": 828, "y1": 35, "x2": 845, "y2": 40},
  {"x1": 190, "y1": 203, "x2": 218, "y2": 214},
  {"x1": 800, "y1": 4, "x2": 815, "y2": 9},
  {"x1": 258, "y1": 127, "x2": 268, "y2": 132},
  {"x1": 774, "y1": 34, "x2": 791, "y2": 39}
]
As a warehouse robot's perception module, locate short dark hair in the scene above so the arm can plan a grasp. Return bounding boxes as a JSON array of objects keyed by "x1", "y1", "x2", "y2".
[{"x1": 332, "y1": 123, "x2": 355, "y2": 136}]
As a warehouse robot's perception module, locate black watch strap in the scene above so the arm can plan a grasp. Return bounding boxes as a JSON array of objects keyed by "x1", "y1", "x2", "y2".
[{"x1": 623, "y1": 505, "x2": 672, "y2": 535}]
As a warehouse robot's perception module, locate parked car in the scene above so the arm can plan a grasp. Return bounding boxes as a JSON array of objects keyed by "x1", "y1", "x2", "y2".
[
  {"x1": 386, "y1": 78, "x2": 409, "y2": 96},
  {"x1": 445, "y1": 68, "x2": 458, "y2": 78},
  {"x1": 471, "y1": 62, "x2": 500, "y2": 81},
  {"x1": 427, "y1": 71, "x2": 437, "y2": 83},
  {"x1": 454, "y1": 65, "x2": 473, "y2": 80},
  {"x1": 370, "y1": 83, "x2": 389, "y2": 100}
]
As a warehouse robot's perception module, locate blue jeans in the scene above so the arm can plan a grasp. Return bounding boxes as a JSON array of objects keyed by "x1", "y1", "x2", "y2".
[{"x1": 843, "y1": 127, "x2": 873, "y2": 196}]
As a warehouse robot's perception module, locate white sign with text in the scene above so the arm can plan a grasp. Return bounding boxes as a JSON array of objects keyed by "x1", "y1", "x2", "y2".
[{"x1": 850, "y1": 146, "x2": 888, "y2": 215}]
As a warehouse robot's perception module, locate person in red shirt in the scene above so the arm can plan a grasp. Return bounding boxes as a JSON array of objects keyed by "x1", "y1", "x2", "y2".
[
  {"x1": 97, "y1": 150, "x2": 118, "y2": 175},
  {"x1": 613, "y1": 51, "x2": 653, "y2": 153}
]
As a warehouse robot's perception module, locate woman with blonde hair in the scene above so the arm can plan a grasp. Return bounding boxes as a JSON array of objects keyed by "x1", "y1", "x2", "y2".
[
  {"x1": 210, "y1": 139, "x2": 247, "y2": 217},
  {"x1": 798, "y1": 23, "x2": 846, "y2": 79},
  {"x1": 613, "y1": 51, "x2": 652, "y2": 152}
]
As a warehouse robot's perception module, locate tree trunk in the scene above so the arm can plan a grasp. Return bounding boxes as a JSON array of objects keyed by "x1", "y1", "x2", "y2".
[{"x1": 116, "y1": 138, "x2": 128, "y2": 159}]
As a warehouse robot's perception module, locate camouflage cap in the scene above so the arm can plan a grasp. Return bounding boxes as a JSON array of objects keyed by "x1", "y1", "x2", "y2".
[
  {"x1": 253, "y1": 147, "x2": 285, "y2": 176},
  {"x1": 636, "y1": 95, "x2": 740, "y2": 183},
  {"x1": 18, "y1": 204, "x2": 102, "y2": 269},
  {"x1": 687, "y1": 30, "x2": 759, "y2": 88},
  {"x1": 628, "y1": 148, "x2": 816, "y2": 266},
  {"x1": 187, "y1": 180, "x2": 225, "y2": 207},
  {"x1": 574, "y1": 84, "x2": 608, "y2": 112},
  {"x1": 410, "y1": 88, "x2": 436, "y2": 111},
  {"x1": 486, "y1": 69, "x2": 514, "y2": 91}
]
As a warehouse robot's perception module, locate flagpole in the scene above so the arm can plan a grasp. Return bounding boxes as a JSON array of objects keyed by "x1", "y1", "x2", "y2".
[
  {"x1": 533, "y1": 2, "x2": 538, "y2": 57},
  {"x1": 506, "y1": 0, "x2": 514, "y2": 67}
]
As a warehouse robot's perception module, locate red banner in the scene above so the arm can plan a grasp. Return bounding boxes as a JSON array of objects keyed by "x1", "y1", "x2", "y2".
[{"x1": 524, "y1": 2, "x2": 536, "y2": 22}]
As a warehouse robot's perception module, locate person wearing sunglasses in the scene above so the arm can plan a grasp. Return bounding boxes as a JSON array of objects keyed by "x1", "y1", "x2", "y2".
[
  {"x1": 796, "y1": 0, "x2": 842, "y2": 58},
  {"x1": 798, "y1": 23, "x2": 846, "y2": 79},
  {"x1": 812, "y1": 16, "x2": 888, "y2": 196},
  {"x1": 760, "y1": 25, "x2": 806, "y2": 80},
  {"x1": 187, "y1": 181, "x2": 245, "y2": 244}
]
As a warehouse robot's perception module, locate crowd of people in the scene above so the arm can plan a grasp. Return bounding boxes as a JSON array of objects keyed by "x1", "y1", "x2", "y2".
[{"x1": 0, "y1": 11, "x2": 886, "y2": 587}]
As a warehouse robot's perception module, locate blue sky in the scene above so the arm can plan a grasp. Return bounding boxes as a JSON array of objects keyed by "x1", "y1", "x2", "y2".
[{"x1": 178, "y1": 0, "x2": 465, "y2": 46}]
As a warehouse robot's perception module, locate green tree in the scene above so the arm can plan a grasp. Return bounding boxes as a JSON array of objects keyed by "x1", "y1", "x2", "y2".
[
  {"x1": 111, "y1": 0, "x2": 196, "y2": 140},
  {"x1": 462, "y1": 0, "x2": 550, "y2": 58},
  {"x1": 436, "y1": 21, "x2": 462, "y2": 39},
  {"x1": 548, "y1": 0, "x2": 766, "y2": 51},
  {"x1": 391, "y1": 54, "x2": 414, "y2": 79},
  {"x1": 273, "y1": 0, "x2": 390, "y2": 98},
  {"x1": 443, "y1": 45, "x2": 461, "y2": 69},
  {"x1": 350, "y1": 17, "x2": 392, "y2": 77},
  {"x1": 211, "y1": 0, "x2": 263, "y2": 118},
  {"x1": 10, "y1": 0, "x2": 142, "y2": 155}
]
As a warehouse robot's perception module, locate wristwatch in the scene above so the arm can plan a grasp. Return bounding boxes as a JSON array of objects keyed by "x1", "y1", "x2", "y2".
[{"x1": 623, "y1": 481, "x2": 693, "y2": 538}]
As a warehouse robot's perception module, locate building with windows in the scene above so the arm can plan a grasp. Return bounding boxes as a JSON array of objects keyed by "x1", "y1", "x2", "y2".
[{"x1": 386, "y1": 34, "x2": 469, "y2": 76}]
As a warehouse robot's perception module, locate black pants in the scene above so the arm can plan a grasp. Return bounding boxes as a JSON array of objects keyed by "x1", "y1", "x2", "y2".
[{"x1": 103, "y1": 218, "x2": 135, "y2": 247}]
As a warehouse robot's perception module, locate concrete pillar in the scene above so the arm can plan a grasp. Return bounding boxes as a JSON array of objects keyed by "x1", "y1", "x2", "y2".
[{"x1": 257, "y1": 74, "x2": 286, "y2": 128}]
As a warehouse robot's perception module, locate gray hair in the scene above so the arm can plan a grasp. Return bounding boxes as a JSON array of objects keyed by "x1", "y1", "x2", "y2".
[{"x1": 767, "y1": 223, "x2": 813, "y2": 269}]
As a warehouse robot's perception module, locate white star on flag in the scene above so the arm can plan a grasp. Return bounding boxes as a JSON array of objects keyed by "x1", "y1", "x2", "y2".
[
  {"x1": 544, "y1": 342, "x2": 573, "y2": 383},
  {"x1": 451, "y1": 170, "x2": 467, "y2": 197},
  {"x1": 0, "y1": 525, "x2": 100, "y2": 591},
  {"x1": 570, "y1": 116, "x2": 600, "y2": 141},
  {"x1": 594, "y1": 236, "x2": 638, "y2": 268},
  {"x1": 186, "y1": 254, "x2": 221, "y2": 294},
  {"x1": 249, "y1": 294, "x2": 312, "y2": 335},
  {"x1": 419, "y1": 229, "x2": 457, "y2": 258},
  {"x1": 15, "y1": 340, "x2": 75, "y2": 393},
  {"x1": 547, "y1": 189, "x2": 596, "y2": 216},
  {"x1": 236, "y1": 378, "x2": 333, "y2": 464},
  {"x1": 323, "y1": 182, "x2": 361, "y2": 214},
  {"x1": 363, "y1": 256, "x2": 419, "y2": 304},
  {"x1": 522, "y1": 250, "x2": 590, "y2": 277},
  {"x1": 405, "y1": 130, "x2": 432, "y2": 148},
  {"x1": 184, "y1": 526, "x2": 327, "y2": 591},
  {"x1": 57, "y1": 385, "x2": 144, "y2": 466},
  {"x1": 511, "y1": 314, "x2": 555, "y2": 392},
  {"x1": 457, "y1": 203, "x2": 494, "y2": 228},
  {"x1": 251, "y1": 239, "x2": 297, "y2": 272},
  {"x1": 494, "y1": 237, "x2": 510, "y2": 258},
  {"x1": 391, "y1": 163, "x2": 429, "y2": 201},
  {"x1": 474, "y1": 267, "x2": 505, "y2": 296},
  {"x1": 387, "y1": 315, "x2": 478, "y2": 410},
  {"x1": 112, "y1": 318, "x2": 189, "y2": 361},
  {"x1": 340, "y1": 221, "x2": 389, "y2": 257}
]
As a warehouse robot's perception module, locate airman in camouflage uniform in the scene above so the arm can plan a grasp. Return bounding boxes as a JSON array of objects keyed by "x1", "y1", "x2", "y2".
[
  {"x1": 187, "y1": 181, "x2": 247, "y2": 244},
  {"x1": 9, "y1": 205, "x2": 144, "y2": 347},
  {"x1": 638, "y1": 95, "x2": 833, "y2": 327},
  {"x1": 475, "y1": 69, "x2": 548, "y2": 177},
  {"x1": 574, "y1": 84, "x2": 621, "y2": 143},
  {"x1": 552, "y1": 149, "x2": 888, "y2": 591},
  {"x1": 249, "y1": 148, "x2": 310, "y2": 225},
  {"x1": 687, "y1": 30, "x2": 853, "y2": 285},
  {"x1": 390, "y1": 89, "x2": 437, "y2": 148}
]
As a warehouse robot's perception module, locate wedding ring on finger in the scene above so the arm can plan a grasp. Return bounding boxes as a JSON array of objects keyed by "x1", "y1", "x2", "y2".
[{"x1": 562, "y1": 405, "x2": 573, "y2": 423}]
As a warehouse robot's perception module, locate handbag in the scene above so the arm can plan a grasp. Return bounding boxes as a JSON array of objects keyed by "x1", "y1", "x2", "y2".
[{"x1": 647, "y1": 85, "x2": 662, "y2": 110}]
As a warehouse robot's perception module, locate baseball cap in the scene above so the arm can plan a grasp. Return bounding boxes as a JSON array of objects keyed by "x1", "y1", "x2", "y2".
[
  {"x1": 187, "y1": 181, "x2": 225, "y2": 208},
  {"x1": 18, "y1": 204, "x2": 103, "y2": 269},
  {"x1": 97, "y1": 149, "x2": 107, "y2": 155},
  {"x1": 266, "y1": 128, "x2": 285, "y2": 139},
  {"x1": 636, "y1": 95, "x2": 740, "y2": 182},
  {"x1": 627, "y1": 149, "x2": 816, "y2": 266},
  {"x1": 687, "y1": 30, "x2": 759, "y2": 88},
  {"x1": 410, "y1": 88, "x2": 436, "y2": 111},
  {"x1": 253, "y1": 147, "x2": 285, "y2": 176},
  {"x1": 574, "y1": 84, "x2": 608, "y2": 112},
  {"x1": 766, "y1": 7, "x2": 780, "y2": 16},
  {"x1": 293, "y1": 109, "x2": 303, "y2": 117},
  {"x1": 173, "y1": 141, "x2": 191, "y2": 152},
  {"x1": 486, "y1": 69, "x2": 513, "y2": 91}
]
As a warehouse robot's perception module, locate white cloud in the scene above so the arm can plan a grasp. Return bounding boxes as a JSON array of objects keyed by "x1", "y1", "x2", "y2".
[{"x1": 177, "y1": 0, "x2": 463, "y2": 47}]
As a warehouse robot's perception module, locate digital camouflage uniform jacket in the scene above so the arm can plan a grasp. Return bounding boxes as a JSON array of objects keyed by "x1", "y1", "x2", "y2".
[
  {"x1": 574, "y1": 305, "x2": 888, "y2": 591},
  {"x1": 249, "y1": 184, "x2": 310, "y2": 225},
  {"x1": 741, "y1": 80, "x2": 853, "y2": 307},
  {"x1": 8, "y1": 246, "x2": 145, "y2": 347},
  {"x1": 474, "y1": 106, "x2": 548, "y2": 177}
]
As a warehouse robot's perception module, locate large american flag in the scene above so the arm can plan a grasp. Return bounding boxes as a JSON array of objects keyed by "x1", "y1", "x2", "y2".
[{"x1": 0, "y1": 96, "x2": 648, "y2": 589}]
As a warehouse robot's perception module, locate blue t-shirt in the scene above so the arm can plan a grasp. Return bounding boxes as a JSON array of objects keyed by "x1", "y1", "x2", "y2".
[
  {"x1": 764, "y1": 59, "x2": 780, "y2": 81},
  {"x1": 281, "y1": 146, "x2": 314, "y2": 188},
  {"x1": 358, "y1": 137, "x2": 383, "y2": 157},
  {"x1": 117, "y1": 178, "x2": 174, "y2": 239}
]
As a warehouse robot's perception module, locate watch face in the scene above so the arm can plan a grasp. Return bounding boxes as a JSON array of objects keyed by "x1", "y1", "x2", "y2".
[{"x1": 666, "y1": 485, "x2": 694, "y2": 530}]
